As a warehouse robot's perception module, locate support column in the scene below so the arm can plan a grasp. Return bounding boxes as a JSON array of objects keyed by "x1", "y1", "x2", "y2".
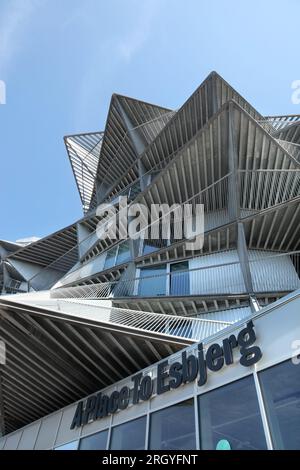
[
  {"x1": 237, "y1": 222, "x2": 254, "y2": 295},
  {"x1": 227, "y1": 102, "x2": 240, "y2": 221},
  {"x1": 228, "y1": 103, "x2": 258, "y2": 312}
]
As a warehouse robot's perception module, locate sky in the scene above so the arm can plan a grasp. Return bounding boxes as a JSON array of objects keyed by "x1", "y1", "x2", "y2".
[{"x1": 0, "y1": 0, "x2": 299, "y2": 241}]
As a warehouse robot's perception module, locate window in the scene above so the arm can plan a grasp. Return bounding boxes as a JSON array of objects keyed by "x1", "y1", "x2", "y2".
[
  {"x1": 128, "y1": 181, "x2": 141, "y2": 200},
  {"x1": 110, "y1": 416, "x2": 146, "y2": 450},
  {"x1": 116, "y1": 242, "x2": 131, "y2": 265},
  {"x1": 198, "y1": 376, "x2": 267, "y2": 450},
  {"x1": 54, "y1": 440, "x2": 78, "y2": 450},
  {"x1": 104, "y1": 246, "x2": 117, "y2": 270},
  {"x1": 142, "y1": 239, "x2": 166, "y2": 256},
  {"x1": 170, "y1": 261, "x2": 190, "y2": 296},
  {"x1": 259, "y1": 359, "x2": 300, "y2": 449},
  {"x1": 79, "y1": 430, "x2": 108, "y2": 450},
  {"x1": 149, "y1": 399, "x2": 196, "y2": 450},
  {"x1": 138, "y1": 265, "x2": 166, "y2": 297},
  {"x1": 143, "y1": 241, "x2": 159, "y2": 256}
]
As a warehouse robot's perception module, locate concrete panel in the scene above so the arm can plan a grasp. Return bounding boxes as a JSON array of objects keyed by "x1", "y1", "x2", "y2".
[
  {"x1": 17, "y1": 421, "x2": 41, "y2": 450},
  {"x1": 34, "y1": 412, "x2": 62, "y2": 450},
  {"x1": 0, "y1": 436, "x2": 6, "y2": 450},
  {"x1": 112, "y1": 400, "x2": 148, "y2": 426},
  {"x1": 150, "y1": 381, "x2": 194, "y2": 412},
  {"x1": 80, "y1": 413, "x2": 111, "y2": 438},
  {"x1": 3, "y1": 430, "x2": 22, "y2": 450},
  {"x1": 54, "y1": 405, "x2": 81, "y2": 447}
]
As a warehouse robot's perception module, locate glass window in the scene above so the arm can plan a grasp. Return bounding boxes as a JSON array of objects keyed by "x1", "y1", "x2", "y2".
[
  {"x1": 54, "y1": 440, "x2": 78, "y2": 450},
  {"x1": 259, "y1": 359, "x2": 300, "y2": 449},
  {"x1": 116, "y1": 242, "x2": 131, "y2": 265},
  {"x1": 138, "y1": 265, "x2": 166, "y2": 297},
  {"x1": 79, "y1": 430, "x2": 108, "y2": 450},
  {"x1": 170, "y1": 261, "x2": 190, "y2": 296},
  {"x1": 143, "y1": 239, "x2": 167, "y2": 256},
  {"x1": 104, "y1": 246, "x2": 117, "y2": 270},
  {"x1": 143, "y1": 241, "x2": 159, "y2": 256},
  {"x1": 149, "y1": 399, "x2": 196, "y2": 450},
  {"x1": 128, "y1": 181, "x2": 141, "y2": 201},
  {"x1": 110, "y1": 416, "x2": 146, "y2": 450},
  {"x1": 198, "y1": 376, "x2": 267, "y2": 450}
]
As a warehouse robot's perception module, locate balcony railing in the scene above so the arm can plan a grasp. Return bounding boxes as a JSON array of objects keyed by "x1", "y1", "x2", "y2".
[
  {"x1": 259, "y1": 115, "x2": 300, "y2": 133},
  {"x1": 239, "y1": 169, "x2": 300, "y2": 212},
  {"x1": 28, "y1": 167, "x2": 300, "y2": 292},
  {"x1": 53, "y1": 299, "x2": 232, "y2": 341},
  {"x1": 51, "y1": 251, "x2": 300, "y2": 300}
]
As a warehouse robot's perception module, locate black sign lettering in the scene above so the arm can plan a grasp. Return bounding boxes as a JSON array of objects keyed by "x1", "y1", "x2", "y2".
[{"x1": 71, "y1": 321, "x2": 262, "y2": 428}]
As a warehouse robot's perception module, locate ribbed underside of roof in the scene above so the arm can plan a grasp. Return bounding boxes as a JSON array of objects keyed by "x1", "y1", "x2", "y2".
[
  {"x1": 0, "y1": 297, "x2": 184, "y2": 435},
  {"x1": 65, "y1": 132, "x2": 104, "y2": 213},
  {"x1": 7, "y1": 225, "x2": 78, "y2": 270}
]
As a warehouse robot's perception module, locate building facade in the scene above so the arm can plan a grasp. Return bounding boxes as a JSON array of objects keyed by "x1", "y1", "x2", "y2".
[{"x1": 0, "y1": 71, "x2": 300, "y2": 449}]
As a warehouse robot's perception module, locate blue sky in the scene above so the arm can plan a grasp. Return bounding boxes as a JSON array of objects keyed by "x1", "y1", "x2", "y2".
[{"x1": 0, "y1": 0, "x2": 299, "y2": 241}]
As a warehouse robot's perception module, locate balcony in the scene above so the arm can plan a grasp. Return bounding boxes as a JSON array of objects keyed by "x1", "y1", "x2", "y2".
[{"x1": 51, "y1": 250, "x2": 300, "y2": 301}]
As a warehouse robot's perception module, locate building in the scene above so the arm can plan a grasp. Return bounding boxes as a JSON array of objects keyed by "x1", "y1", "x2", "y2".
[{"x1": 0, "y1": 71, "x2": 299, "y2": 450}]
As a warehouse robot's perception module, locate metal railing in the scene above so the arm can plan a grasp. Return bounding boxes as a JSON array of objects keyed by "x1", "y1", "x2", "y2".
[
  {"x1": 239, "y1": 169, "x2": 300, "y2": 212},
  {"x1": 28, "y1": 167, "x2": 300, "y2": 292},
  {"x1": 275, "y1": 140, "x2": 300, "y2": 162},
  {"x1": 53, "y1": 299, "x2": 232, "y2": 341},
  {"x1": 259, "y1": 115, "x2": 300, "y2": 133},
  {"x1": 51, "y1": 251, "x2": 300, "y2": 300}
]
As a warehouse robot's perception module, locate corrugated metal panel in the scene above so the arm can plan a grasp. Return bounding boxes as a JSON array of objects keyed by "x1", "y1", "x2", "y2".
[
  {"x1": 249, "y1": 250, "x2": 300, "y2": 292},
  {"x1": 189, "y1": 250, "x2": 246, "y2": 295}
]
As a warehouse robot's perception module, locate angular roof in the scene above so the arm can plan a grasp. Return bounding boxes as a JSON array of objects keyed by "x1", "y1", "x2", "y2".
[
  {"x1": 6, "y1": 224, "x2": 78, "y2": 270},
  {"x1": 1, "y1": 70, "x2": 300, "y2": 438},
  {"x1": 88, "y1": 95, "x2": 174, "y2": 208},
  {"x1": 65, "y1": 132, "x2": 104, "y2": 213}
]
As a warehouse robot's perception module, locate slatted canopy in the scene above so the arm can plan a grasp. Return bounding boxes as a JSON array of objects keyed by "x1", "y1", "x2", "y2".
[
  {"x1": 88, "y1": 95, "x2": 174, "y2": 208},
  {"x1": 0, "y1": 296, "x2": 185, "y2": 435},
  {"x1": 65, "y1": 132, "x2": 104, "y2": 213},
  {"x1": 77, "y1": 99, "x2": 300, "y2": 264},
  {"x1": 6, "y1": 224, "x2": 78, "y2": 270}
]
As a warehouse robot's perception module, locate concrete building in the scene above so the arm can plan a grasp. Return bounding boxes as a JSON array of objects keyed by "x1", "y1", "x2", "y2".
[{"x1": 0, "y1": 72, "x2": 300, "y2": 449}]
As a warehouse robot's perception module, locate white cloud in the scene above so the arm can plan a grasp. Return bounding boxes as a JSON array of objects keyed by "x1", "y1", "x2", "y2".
[
  {"x1": 117, "y1": 0, "x2": 162, "y2": 63},
  {"x1": 0, "y1": 0, "x2": 42, "y2": 72}
]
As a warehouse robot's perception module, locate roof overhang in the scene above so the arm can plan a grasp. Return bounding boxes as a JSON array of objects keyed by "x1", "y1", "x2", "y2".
[{"x1": 0, "y1": 296, "x2": 186, "y2": 436}]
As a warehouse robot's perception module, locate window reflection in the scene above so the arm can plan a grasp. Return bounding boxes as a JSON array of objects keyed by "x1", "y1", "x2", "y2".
[
  {"x1": 138, "y1": 265, "x2": 166, "y2": 297},
  {"x1": 198, "y1": 376, "x2": 267, "y2": 450},
  {"x1": 110, "y1": 416, "x2": 146, "y2": 450},
  {"x1": 54, "y1": 440, "x2": 78, "y2": 450},
  {"x1": 116, "y1": 242, "x2": 131, "y2": 265},
  {"x1": 170, "y1": 261, "x2": 190, "y2": 296},
  {"x1": 259, "y1": 359, "x2": 300, "y2": 449},
  {"x1": 104, "y1": 246, "x2": 117, "y2": 270},
  {"x1": 149, "y1": 399, "x2": 196, "y2": 450},
  {"x1": 79, "y1": 430, "x2": 108, "y2": 450}
]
